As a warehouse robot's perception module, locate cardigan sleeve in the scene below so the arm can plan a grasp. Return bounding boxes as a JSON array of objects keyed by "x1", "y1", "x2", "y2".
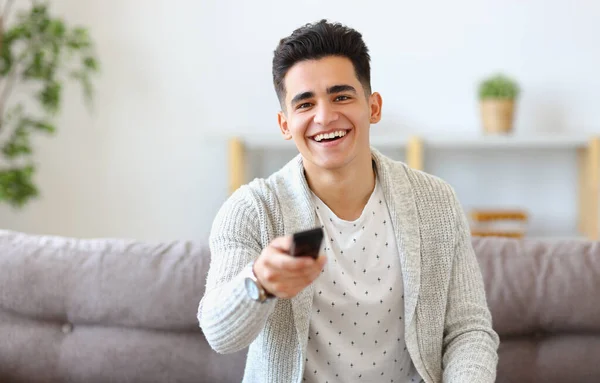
[
  {"x1": 441, "y1": 188, "x2": 500, "y2": 382},
  {"x1": 197, "y1": 187, "x2": 277, "y2": 354}
]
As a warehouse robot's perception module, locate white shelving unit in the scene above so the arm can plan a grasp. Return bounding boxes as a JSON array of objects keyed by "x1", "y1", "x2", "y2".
[{"x1": 227, "y1": 134, "x2": 600, "y2": 239}]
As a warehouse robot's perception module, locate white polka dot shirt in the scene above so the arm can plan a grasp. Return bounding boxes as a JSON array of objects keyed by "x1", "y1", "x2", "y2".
[{"x1": 304, "y1": 178, "x2": 423, "y2": 383}]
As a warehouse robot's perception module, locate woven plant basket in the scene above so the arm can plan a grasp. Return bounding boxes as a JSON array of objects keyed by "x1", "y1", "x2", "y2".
[{"x1": 480, "y1": 99, "x2": 515, "y2": 134}]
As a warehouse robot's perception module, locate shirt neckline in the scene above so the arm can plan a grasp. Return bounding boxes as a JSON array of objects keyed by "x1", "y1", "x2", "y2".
[{"x1": 311, "y1": 176, "x2": 382, "y2": 227}]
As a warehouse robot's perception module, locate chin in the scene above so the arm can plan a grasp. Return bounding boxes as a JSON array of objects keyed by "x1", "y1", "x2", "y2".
[
  {"x1": 297, "y1": 136, "x2": 364, "y2": 171},
  {"x1": 310, "y1": 152, "x2": 353, "y2": 171}
]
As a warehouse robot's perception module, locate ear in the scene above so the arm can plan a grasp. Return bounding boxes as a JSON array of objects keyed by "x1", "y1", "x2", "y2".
[
  {"x1": 278, "y1": 111, "x2": 293, "y2": 140},
  {"x1": 368, "y1": 92, "x2": 383, "y2": 124}
]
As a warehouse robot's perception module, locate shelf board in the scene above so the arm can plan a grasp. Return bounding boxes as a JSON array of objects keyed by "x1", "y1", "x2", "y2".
[
  {"x1": 422, "y1": 135, "x2": 589, "y2": 149},
  {"x1": 240, "y1": 135, "x2": 295, "y2": 149},
  {"x1": 234, "y1": 134, "x2": 591, "y2": 150}
]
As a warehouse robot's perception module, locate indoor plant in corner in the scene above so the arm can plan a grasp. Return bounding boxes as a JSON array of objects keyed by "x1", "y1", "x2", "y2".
[
  {"x1": 478, "y1": 73, "x2": 520, "y2": 134},
  {"x1": 0, "y1": 0, "x2": 99, "y2": 208}
]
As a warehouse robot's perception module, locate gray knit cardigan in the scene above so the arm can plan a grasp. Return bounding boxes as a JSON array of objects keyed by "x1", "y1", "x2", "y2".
[{"x1": 198, "y1": 148, "x2": 499, "y2": 383}]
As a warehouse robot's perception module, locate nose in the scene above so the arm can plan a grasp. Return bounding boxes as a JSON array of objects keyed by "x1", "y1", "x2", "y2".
[{"x1": 313, "y1": 102, "x2": 339, "y2": 126}]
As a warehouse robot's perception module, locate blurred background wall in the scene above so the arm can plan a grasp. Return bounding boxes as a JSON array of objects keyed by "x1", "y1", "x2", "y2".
[{"x1": 1, "y1": 0, "x2": 599, "y2": 241}]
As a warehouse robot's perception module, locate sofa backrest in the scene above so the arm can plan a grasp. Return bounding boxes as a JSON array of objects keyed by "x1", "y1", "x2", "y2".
[
  {"x1": 0, "y1": 230, "x2": 246, "y2": 383},
  {"x1": 474, "y1": 236, "x2": 600, "y2": 383},
  {"x1": 2, "y1": 230, "x2": 600, "y2": 383}
]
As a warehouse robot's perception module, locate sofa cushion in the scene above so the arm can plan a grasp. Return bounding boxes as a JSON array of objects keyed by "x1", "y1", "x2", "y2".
[
  {"x1": 474, "y1": 236, "x2": 600, "y2": 337},
  {"x1": 0, "y1": 230, "x2": 209, "y2": 331},
  {"x1": 498, "y1": 335, "x2": 600, "y2": 383},
  {"x1": 0, "y1": 230, "x2": 247, "y2": 383},
  {"x1": 0, "y1": 308, "x2": 247, "y2": 383}
]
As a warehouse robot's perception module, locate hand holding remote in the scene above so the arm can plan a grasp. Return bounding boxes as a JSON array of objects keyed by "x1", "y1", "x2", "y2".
[{"x1": 253, "y1": 229, "x2": 327, "y2": 299}]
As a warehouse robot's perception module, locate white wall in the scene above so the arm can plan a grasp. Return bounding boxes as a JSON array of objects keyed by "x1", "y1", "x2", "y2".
[{"x1": 1, "y1": 0, "x2": 599, "y2": 241}]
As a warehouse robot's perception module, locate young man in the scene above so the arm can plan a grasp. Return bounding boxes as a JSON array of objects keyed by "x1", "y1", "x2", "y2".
[{"x1": 198, "y1": 20, "x2": 499, "y2": 383}]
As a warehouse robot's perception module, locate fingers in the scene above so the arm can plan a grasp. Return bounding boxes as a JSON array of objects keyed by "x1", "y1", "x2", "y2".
[
  {"x1": 268, "y1": 265, "x2": 325, "y2": 299},
  {"x1": 267, "y1": 254, "x2": 327, "y2": 288},
  {"x1": 316, "y1": 254, "x2": 327, "y2": 269},
  {"x1": 266, "y1": 250, "x2": 315, "y2": 271}
]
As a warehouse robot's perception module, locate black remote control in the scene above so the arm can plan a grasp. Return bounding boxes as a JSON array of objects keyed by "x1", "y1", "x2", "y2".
[{"x1": 289, "y1": 227, "x2": 324, "y2": 259}]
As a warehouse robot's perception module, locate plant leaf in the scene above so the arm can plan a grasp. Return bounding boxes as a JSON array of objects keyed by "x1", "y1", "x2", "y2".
[
  {"x1": 2, "y1": 125, "x2": 32, "y2": 158},
  {"x1": 37, "y1": 81, "x2": 62, "y2": 114},
  {"x1": 0, "y1": 165, "x2": 39, "y2": 208}
]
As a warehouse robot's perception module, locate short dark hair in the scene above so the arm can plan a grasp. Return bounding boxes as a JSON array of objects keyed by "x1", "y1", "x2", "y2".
[{"x1": 272, "y1": 19, "x2": 372, "y2": 107}]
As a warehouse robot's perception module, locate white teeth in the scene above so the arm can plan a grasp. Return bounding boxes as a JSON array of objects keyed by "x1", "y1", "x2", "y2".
[{"x1": 314, "y1": 130, "x2": 347, "y2": 142}]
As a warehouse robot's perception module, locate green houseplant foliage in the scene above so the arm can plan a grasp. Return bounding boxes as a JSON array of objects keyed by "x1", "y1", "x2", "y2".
[
  {"x1": 0, "y1": 0, "x2": 99, "y2": 208},
  {"x1": 478, "y1": 73, "x2": 520, "y2": 100}
]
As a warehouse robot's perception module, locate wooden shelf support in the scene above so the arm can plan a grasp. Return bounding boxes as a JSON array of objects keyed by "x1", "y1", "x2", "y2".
[
  {"x1": 577, "y1": 136, "x2": 600, "y2": 240},
  {"x1": 407, "y1": 135, "x2": 424, "y2": 171},
  {"x1": 228, "y1": 137, "x2": 246, "y2": 194}
]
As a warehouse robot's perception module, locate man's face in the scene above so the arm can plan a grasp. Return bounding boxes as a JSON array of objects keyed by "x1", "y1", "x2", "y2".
[{"x1": 277, "y1": 56, "x2": 382, "y2": 171}]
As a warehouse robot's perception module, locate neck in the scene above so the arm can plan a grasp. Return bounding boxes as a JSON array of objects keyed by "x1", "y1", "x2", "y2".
[{"x1": 303, "y1": 151, "x2": 376, "y2": 221}]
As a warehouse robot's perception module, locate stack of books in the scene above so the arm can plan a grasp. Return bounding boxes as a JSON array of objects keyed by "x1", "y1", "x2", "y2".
[{"x1": 469, "y1": 209, "x2": 528, "y2": 238}]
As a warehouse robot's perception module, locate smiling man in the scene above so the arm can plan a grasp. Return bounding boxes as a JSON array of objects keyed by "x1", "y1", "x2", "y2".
[{"x1": 198, "y1": 20, "x2": 499, "y2": 383}]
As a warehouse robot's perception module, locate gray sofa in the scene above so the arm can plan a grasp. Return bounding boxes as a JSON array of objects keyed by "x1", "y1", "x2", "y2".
[{"x1": 1, "y1": 229, "x2": 599, "y2": 382}]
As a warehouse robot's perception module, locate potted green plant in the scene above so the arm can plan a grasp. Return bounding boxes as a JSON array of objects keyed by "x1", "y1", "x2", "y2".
[
  {"x1": 0, "y1": 0, "x2": 99, "y2": 208},
  {"x1": 478, "y1": 73, "x2": 520, "y2": 134}
]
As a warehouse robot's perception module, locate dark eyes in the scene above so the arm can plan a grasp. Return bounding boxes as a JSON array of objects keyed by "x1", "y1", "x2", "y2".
[{"x1": 296, "y1": 95, "x2": 351, "y2": 110}]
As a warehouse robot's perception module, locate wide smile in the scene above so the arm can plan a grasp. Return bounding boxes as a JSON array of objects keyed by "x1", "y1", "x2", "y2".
[{"x1": 309, "y1": 129, "x2": 351, "y2": 146}]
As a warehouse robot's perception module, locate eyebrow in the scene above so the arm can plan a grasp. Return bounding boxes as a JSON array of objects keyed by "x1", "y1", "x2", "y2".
[{"x1": 290, "y1": 84, "x2": 358, "y2": 107}]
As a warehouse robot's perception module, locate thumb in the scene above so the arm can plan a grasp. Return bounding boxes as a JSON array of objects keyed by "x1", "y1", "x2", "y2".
[{"x1": 270, "y1": 235, "x2": 293, "y2": 252}]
